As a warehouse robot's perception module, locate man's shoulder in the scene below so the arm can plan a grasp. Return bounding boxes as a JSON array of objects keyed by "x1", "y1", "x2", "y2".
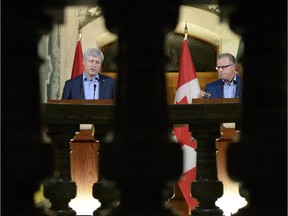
[
  {"x1": 206, "y1": 79, "x2": 222, "y2": 87},
  {"x1": 236, "y1": 75, "x2": 242, "y2": 83},
  {"x1": 99, "y1": 73, "x2": 115, "y2": 81}
]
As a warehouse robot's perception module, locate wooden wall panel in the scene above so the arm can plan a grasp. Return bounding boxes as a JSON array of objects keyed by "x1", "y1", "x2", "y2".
[{"x1": 102, "y1": 71, "x2": 219, "y2": 104}]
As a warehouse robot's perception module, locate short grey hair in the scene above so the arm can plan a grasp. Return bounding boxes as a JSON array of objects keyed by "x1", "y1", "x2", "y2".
[
  {"x1": 217, "y1": 53, "x2": 236, "y2": 64},
  {"x1": 83, "y1": 48, "x2": 104, "y2": 63}
]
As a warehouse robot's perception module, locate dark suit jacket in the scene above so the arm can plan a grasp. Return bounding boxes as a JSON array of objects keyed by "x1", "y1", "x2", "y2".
[
  {"x1": 61, "y1": 73, "x2": 116, "y2": 99},
  {"x1": 204, "y1": 75, "x2": 242, "y2": 98}
]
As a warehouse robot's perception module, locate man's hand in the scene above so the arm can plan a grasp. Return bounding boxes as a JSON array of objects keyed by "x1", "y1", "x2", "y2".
[{"x1": 198, "y1": 90, "x2": 211, "y2": 98}]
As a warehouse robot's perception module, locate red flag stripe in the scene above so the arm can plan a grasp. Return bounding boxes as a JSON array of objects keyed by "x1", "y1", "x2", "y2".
[
  {"x1": 71, "y1": 40, "x2": 85, "y2": 78},
  {"x1": 174, "y1": 38, "x2": 200, "y2": 104},
  {"x1": 177, "y1": 39, "x2": 197, "y2": 88},
  {"x1": 178, "y1": 167, "x2": 198, "y2": 209}
]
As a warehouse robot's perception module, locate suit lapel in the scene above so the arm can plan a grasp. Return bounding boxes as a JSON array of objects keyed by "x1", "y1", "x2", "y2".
[
  {"x1": 98, "y1": 74, "x2": 106, "y2": 99},
  {"x1": 75, "y1": 75, "x2": 85, "y2": 99},
  {"x1": 216, "y1": 80, "x2": 223, "y2": 98},
  {"x1": 235, "y1": 75, "x2": 242, "y2": 98}
]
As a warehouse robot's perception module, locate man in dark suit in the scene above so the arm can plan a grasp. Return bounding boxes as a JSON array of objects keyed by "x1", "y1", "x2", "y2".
[
  {"x1": 62, "y1": 48, "x2": 116, "y2": 99},
  {"x1": 199, "y1": 53, "x2": 242, "y2": 98}
]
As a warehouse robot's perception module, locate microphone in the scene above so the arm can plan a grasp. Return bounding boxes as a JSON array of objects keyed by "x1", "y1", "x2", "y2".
[{"x1": 93, "y1": 84, "x2": 96, "y2": 99}]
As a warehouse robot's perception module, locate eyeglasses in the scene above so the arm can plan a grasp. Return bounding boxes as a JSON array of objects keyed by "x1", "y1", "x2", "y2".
[{"x1": 215, "y1": 64, "x2": 234, "y2": 70}]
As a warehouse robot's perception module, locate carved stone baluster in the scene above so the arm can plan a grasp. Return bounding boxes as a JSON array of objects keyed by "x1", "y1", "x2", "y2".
[
  {"x1": 92, "y1": 178, "x2": 121, "y2": 216},
  {"x1": 190, "y1": 124, "x2": 224, "y2": 216},
  {"x1": 43, "y1": 124, "x2": 78, "y2": 216},
  {"x1": 97, "y1": 0, "x2": 183, "y2": 215},
  {"x1": 2, "y1": 1, "x2": 63, "y2": 216},
  {"x1": 92, "y1": 129, "x2": 121, "y2": 216},
  {"x1": 218, "y1": 1, "x2": 287, "y2": 216}
]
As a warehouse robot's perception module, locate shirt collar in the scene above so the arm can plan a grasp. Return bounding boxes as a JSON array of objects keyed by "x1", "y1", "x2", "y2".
[
  {"x1": 222, "y1": 75, "x2": 236, "y2": 85},
  {"x1": 83, "y1": 73, "x2": 99, "y2": 81}
]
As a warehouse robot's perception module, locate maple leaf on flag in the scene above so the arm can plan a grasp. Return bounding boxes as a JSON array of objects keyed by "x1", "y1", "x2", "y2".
[
  {"x1": 71, "y1": 39, "x2": 85, "y2": 79},
  {"x1": 172, "y1": 26, "x2": 201, "y2": 211}
]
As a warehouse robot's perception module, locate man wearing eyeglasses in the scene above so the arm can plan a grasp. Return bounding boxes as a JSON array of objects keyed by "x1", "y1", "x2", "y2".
[{"x1": 199, "y1": 53, "x2": 242, "y2": 98}]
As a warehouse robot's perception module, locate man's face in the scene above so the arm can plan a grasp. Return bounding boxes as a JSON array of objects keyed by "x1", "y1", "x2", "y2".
[
  {"x1": 216, "y1": 57, "x2": 236, "y2": 82},
  {"x1": 83, "y1": 56, "x2": 102, "y2": 79}
]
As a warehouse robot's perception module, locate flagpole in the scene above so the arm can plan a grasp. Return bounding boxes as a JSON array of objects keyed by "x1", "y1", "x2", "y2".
[
  {"x1": 78, "y1": 27, "x2": 82, "y2": 40},
  {"x1": 184, "y1": 22, "x2": 188, "y2": 40}
]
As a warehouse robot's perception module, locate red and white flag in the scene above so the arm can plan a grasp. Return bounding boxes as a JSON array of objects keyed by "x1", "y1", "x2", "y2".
[
  {"x1": 71, "y1": 39, "x2": 85, "y2": 78},
  {"x1": 173, "y1": 29, "x2": 200, "y2": 210}
]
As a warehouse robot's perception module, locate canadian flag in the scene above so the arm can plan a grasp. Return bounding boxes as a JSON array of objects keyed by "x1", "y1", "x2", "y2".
[
  {"x1": 71, "y1": 39, "x2": 85, "y2": 78},
  {"x1": 173, "y1": 32, "x2": 201, "y2": 210}
]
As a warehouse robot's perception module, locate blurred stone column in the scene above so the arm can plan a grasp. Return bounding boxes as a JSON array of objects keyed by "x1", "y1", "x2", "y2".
[
  {"x1": 2, "y1": 1, "x2": 65, "y2": 215},
  {"x1": 98, "y1": 1, "x2": 183, "y2": 215},
  {"x1": 218, "y1": 1, "x2": 287, "y2": 216},
  {"x1": 43, "y1": 124, "x2": 78, "y2": 216},
  {"x1": 190, "y1": 124, "x2": 224, "y2": 216}
]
